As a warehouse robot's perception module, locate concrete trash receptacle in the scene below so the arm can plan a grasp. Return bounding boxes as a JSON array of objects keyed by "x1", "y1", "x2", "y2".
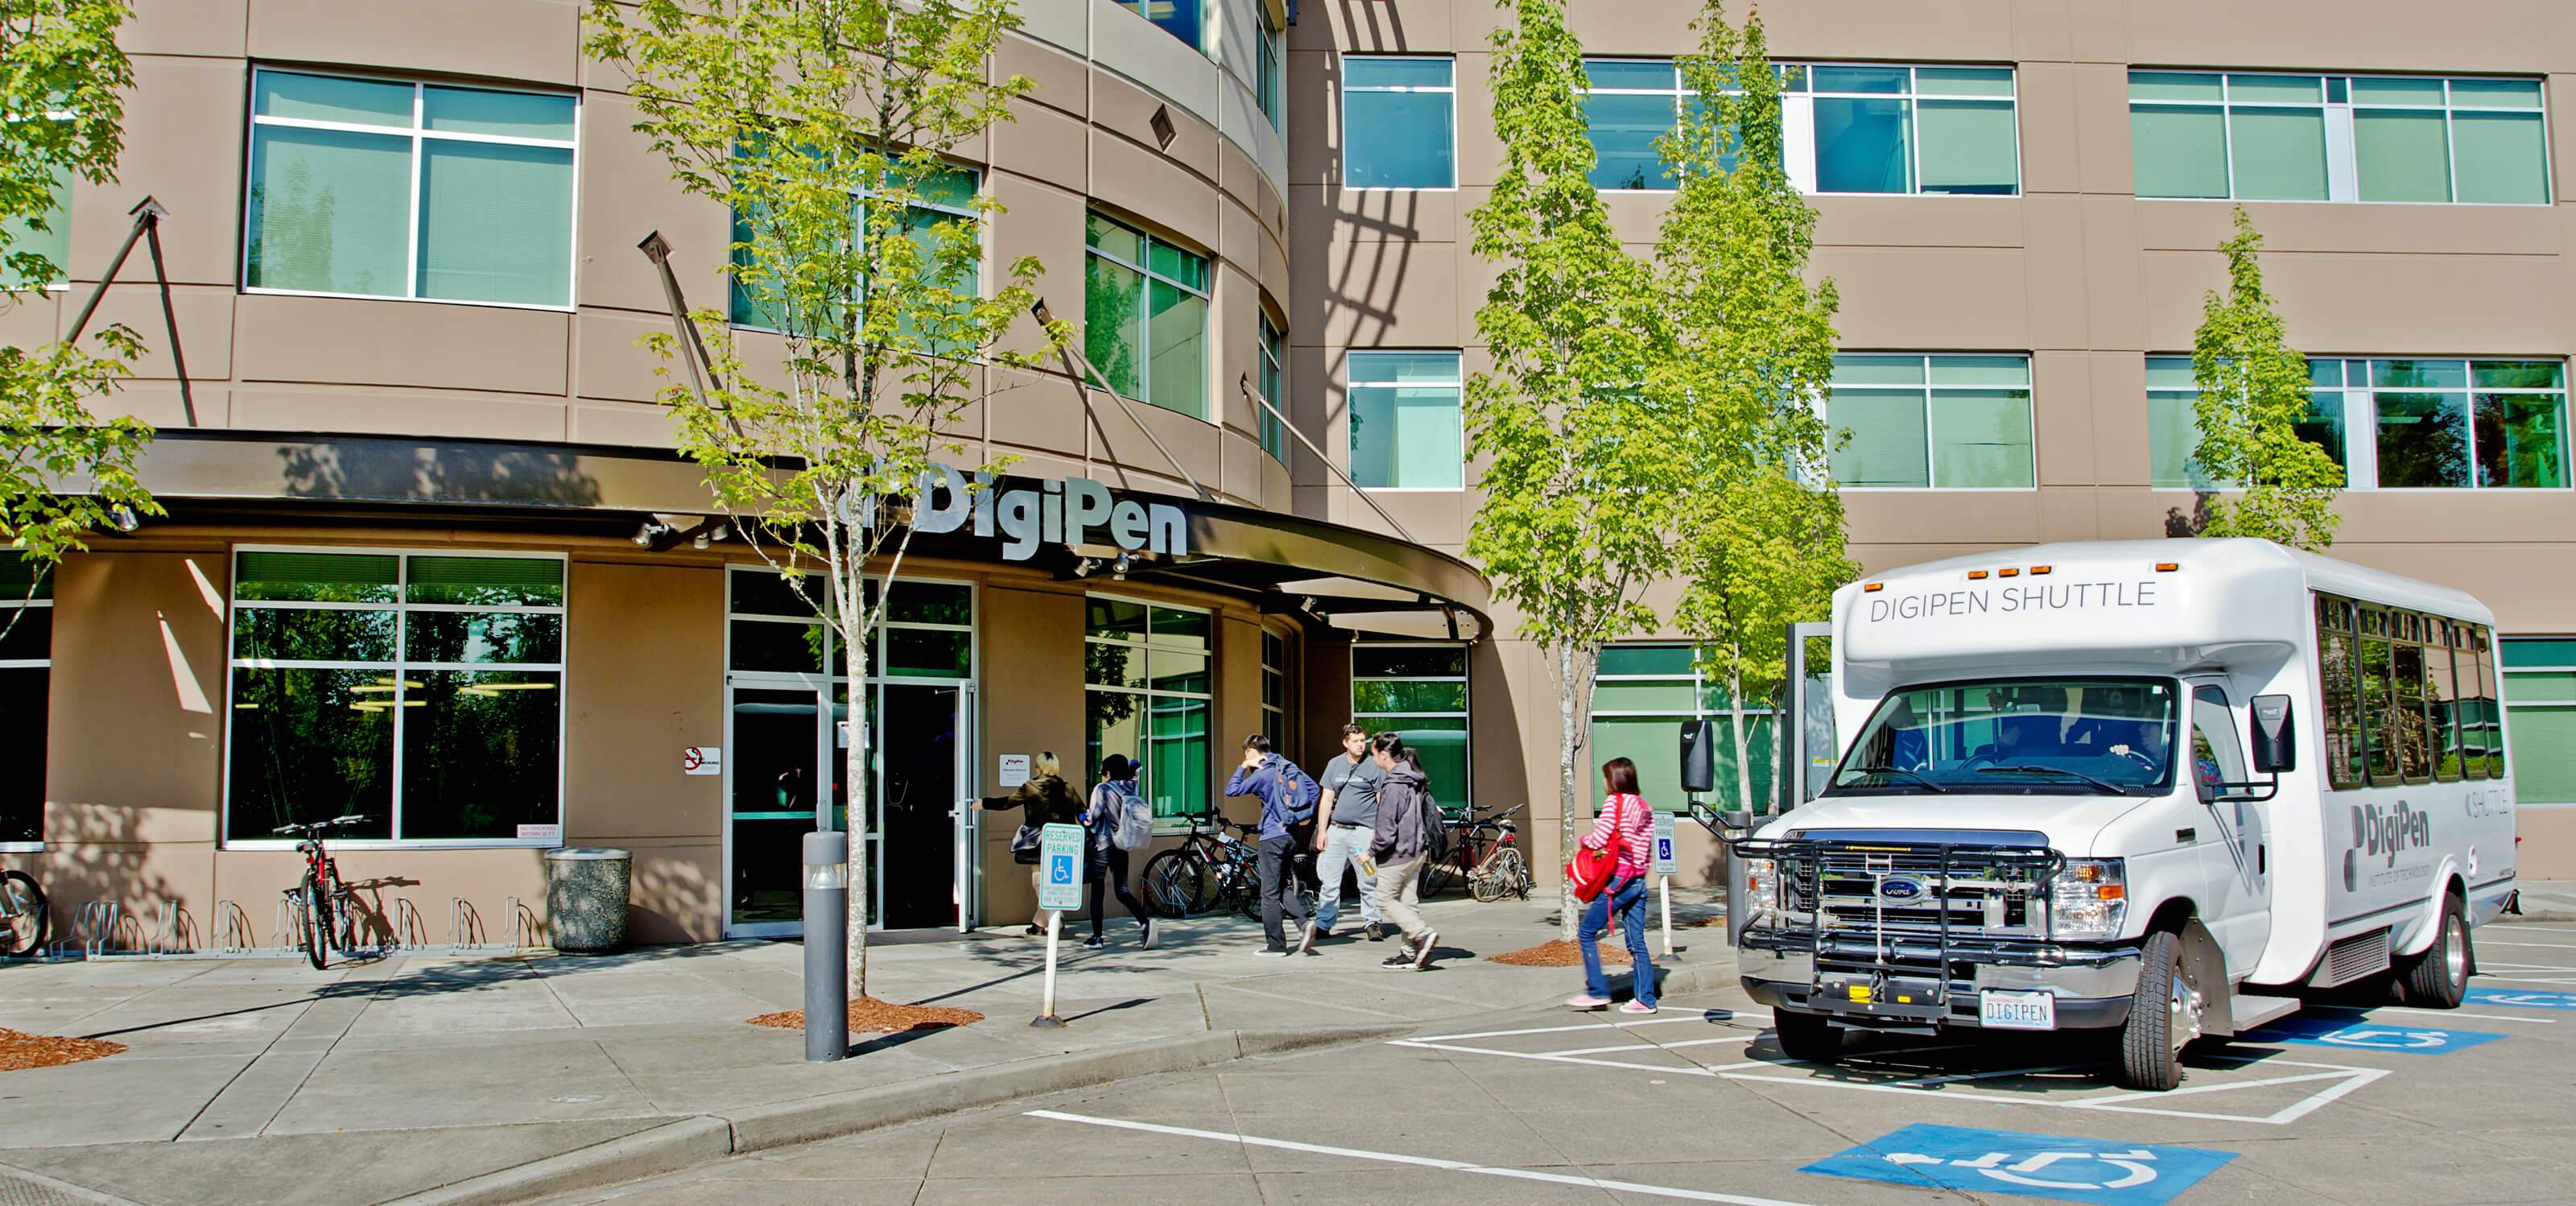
[{"x1": 545, "y1": 847, "x2": 632, "y2": 952}]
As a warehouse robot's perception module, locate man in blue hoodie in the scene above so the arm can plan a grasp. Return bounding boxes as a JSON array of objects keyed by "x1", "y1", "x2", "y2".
[{"x1": 1224, "y1": 733, "x2": 1321, "y2": 956}]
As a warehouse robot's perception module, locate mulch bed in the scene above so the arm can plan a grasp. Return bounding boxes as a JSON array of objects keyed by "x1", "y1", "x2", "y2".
[
  {"x1": 0, "y1": 1028, "x2": 125, "y2": 1072},
  {"x1": 746, "y1": 997, "x2": 985, "y2": 1033},
  {"x1": 1488, "y1": 939, "x2": 1628, "y2": 967}
]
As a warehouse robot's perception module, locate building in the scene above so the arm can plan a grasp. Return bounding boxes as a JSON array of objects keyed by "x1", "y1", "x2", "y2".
[{"x1": 6, "y1": 0, "x2": 2574, "y2": 951}]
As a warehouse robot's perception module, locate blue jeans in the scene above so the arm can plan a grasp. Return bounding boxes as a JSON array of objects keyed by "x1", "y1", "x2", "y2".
[
  {"x1": 1579, "y1": 876, "x2": 1655, "y2": 1006},
  {"x1": 1312, "y1": 824, "x2": 1381, "y2": 932}
]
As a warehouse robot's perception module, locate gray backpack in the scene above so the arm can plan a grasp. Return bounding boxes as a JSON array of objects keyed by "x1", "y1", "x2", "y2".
[{"x1": 1108, "y1": 780, "x2": 1154, "y2": 851}]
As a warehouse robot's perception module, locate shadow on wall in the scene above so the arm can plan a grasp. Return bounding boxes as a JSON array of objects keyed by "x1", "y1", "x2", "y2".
[
  {"x1": 38, "y1": 802, "x2": 190, "y2": 952},
  {"x1": 275, "y1": 442, "x2": 605, "y2": 507},
  {"x1": 629, "y1": 845, "x2": 720, "y2": 945}
]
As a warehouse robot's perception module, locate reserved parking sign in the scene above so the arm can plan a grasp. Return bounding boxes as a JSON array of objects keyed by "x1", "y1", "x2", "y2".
[{"x1": 1652, "y1": 812, "x2": 1677, "y2": 876}]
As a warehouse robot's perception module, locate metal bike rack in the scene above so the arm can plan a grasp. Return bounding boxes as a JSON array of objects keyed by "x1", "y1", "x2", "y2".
[
  {"x1": 273, "y1": 893, "x2": 304, "y2": 956},
  {"x1": 213, "y1": 899, "x2": 255, "y2": 955},
  {"x1": 389, "y1": 898, "x2": 427, "y2": 952},
  {"x1": 75, "y1": 900, "x2": 121, "y2": 959}
]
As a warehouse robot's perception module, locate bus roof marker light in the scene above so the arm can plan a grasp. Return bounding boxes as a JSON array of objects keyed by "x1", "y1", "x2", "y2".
[
  {"x1": 1999, "y1": 568, "x2": 2020, "y2": 578},
  {"x1": 1863, "y1": 582, "x2": 1883, "y2": 593},
  {"x1": 1967, "y1": 570, "x2": 1988, "y2": 580},
  {"x1": 2156, "y1": 562, "x2": 2180, "y2": 572},
  {"x1": 2029, "y1": 565, "x2": 2051, "y2": 575}
]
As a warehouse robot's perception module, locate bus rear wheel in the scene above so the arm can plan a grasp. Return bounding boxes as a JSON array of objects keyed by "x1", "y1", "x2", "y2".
[
  {"x1": 1771, "y1": 1009, "x2": 1843, "y2": 1063},
  {"x1": 2395, "y1": 894, "x2": 2471, "y2": 1009}
]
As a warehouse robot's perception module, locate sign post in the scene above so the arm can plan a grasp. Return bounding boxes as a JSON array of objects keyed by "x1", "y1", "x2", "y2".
[
  {"x1": 1652, "y1": 812, "x2": 1678, "y2": 956},
  {"x1": 1032, "y1": 822, "x2": 1085, "y2": 1029}
]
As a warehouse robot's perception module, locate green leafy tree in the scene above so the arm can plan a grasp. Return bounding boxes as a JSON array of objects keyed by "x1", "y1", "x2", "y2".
[
  {"x1": 0, "y1": 0, "x2": 158, "y2": 597},
  {"x1": 587, "y1": 0, "x2": 1065, "y2": 996},
  {"x1": 1657, "y1": 4, "x2": 1851, "y2": 815},
  {"x1": 1463, "y1": 0, "x2": 1678, "y2": 936},
  {"x1": 2182, "y1": 207, "x2": 2342, "y2": 549}
]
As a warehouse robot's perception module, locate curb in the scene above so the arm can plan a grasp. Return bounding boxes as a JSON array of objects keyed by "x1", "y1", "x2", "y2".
[{"x1": 374, "y1": 1023, "x2": 1409, "y2": 1206}]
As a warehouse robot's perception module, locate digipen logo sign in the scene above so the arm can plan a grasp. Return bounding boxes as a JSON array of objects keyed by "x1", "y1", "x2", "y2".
[
  {"x1": 2342, "y1": 800, "x2": 2432, "y2": 890},
  {"x1": 844, "y1": 463, "x2": 1189, "y2": 562}
]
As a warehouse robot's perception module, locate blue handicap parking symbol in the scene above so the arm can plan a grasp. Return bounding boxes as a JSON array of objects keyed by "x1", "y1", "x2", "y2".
[
  {"x1": 2245, "y1": 1016, "x2": 2506, "y2": 1054},
  {"x1": 2467, "y1": 987, "x2": 2576, "y2": 1011},
  {"x1": 1802, "y1": 1123, "x2": 2234, "y2": 1206}
]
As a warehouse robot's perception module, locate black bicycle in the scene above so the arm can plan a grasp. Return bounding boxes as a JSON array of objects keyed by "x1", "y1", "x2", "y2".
[
  {"x1": 1139, "y1": 814, "x2": 1318, "y2": 922},
  {"x1": 0, "y1": 863, "x2": 44, "y2": 957},
  {"x1": 275, "y1": 815, "x2": 369, "y2": 969},
  {"x1": 1418, "y1": 803, "x2": 1530, "y2": 901}
]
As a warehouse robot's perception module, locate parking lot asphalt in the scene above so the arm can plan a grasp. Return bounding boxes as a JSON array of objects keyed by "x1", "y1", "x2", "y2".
[{"x1": 527, "y1": 918, "x2": 2576, "y2": 1206}]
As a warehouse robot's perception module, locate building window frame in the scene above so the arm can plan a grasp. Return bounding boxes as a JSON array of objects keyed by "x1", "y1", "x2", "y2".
[
  {"x1": 1257, "y1": 311, "x2": 1288, "y2": 462},
  {"x1": 1352, "y1": 641, "x2": 1471, "y2": 809},
  {"x1": 1347, "y1": 349, "x2": 1464, "y2": 490},
  {"x1": 1340, "y1": 54, "x2": 1458, "y2": 190},
  {"x1": 726, "y1": 163, "x2": 985, "y2": 335},
  {"x1": 0, "y1": 563, "x2": 51, "y2": 851},
  {"x1": 2502, "y1": 635, "x2": 2576, "y2": 803},
  {"x1": 241, "y1": 67, "x2": 582, "y2": 312},
  {"x1": 1084, "y1": 595, "x2": 1215, "y2": 825},
  {"x1": 1112, "y1": 0, "x2": 1207, "y2": 56},
  {"x1": 2257, "y1": 357, "x2": 2570, "y2": 492},
  {"x1": 1261, "y1": 626, "x2": 1294, "y2": 757},
  {"x1": 1084, "y1": 212, "x2": 1211, "y2": 419},
  {"x1": 2129, "y1": 69, "x2": 2552, "y2": 205},
  {"x1": 1590, "y1": 643, "x2": 1779, "y2": 813},
  {"x1": 1826, "y1": 353, "x2": 2036, "y2": 490},
  {"x1": 1256, "y1": 9, "x2": 1285, "y2": 128},
  {"x1": 221, "y1": 546, "x2": 569, "y2": 850},
  {"x1": 1579, "y1": 59, "x2": 2022, "y2": 196}
]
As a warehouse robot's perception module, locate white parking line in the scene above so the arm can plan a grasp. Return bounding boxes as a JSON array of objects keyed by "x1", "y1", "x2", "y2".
[
  {"x1": 2478, "y1": 940, "x2": 2576, "y2": 950},
  {"x1": 2314, "y1": 1006, "x2": 2555, "y2": 1025},
  {"x1": 1027, "y1": 1109, "x2": 1831, "y2": 1206},
  {"x1": 2483, "y1": 924, "x2": 2576, "y2": 934},
  {"x1": 1410, "y1": 1011, "x2": 1769, "y2": 1044},
  {"x1": 1552, "y1": 1035, "x2": 1761, "y2": 1056}
]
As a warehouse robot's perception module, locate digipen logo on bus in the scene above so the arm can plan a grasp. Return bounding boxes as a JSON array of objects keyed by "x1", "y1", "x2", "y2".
[{"x1": 2343, "y1": 801, "x2": 2432, "y2": 889}]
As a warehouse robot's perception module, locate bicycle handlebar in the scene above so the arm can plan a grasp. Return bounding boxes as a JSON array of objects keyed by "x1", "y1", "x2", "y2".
[{"x1": 271, "y1": 814, "x2": 374, "y2": 836}]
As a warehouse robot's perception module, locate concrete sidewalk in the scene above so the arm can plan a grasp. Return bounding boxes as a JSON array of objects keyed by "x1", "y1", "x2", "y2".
[{"x1": 0, "y1": 890, "x2": 1730, "y2": 1206}]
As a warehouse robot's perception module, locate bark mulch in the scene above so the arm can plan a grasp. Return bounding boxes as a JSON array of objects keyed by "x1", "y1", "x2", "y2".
[
  {"x1": 0, "y1": 1028, "x2": 126, "y2": 1072},
  {"x1": 1488, "y1": 938, "x2": 1628, "y2": 967},
  {"x1": 746, "y1": 997, "x2": 985, "y2": 1033}
]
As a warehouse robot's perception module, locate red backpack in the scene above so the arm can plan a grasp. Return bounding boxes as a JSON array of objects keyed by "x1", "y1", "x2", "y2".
[{"x1": 1564, "y1": 795, "x2": 1628, "y2": 903}]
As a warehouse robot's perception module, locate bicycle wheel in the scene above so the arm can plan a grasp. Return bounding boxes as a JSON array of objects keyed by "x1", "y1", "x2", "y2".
[
  {"x1": 302, "y1": 880, "x2": 330, "y2": 971},
  {"x1": 1418, "y1": 853, "x2": 1457, "y2": 899},
  {"x1": 1140, "y1": 849, "x2": 1205, "y2": 919},
  {"x1": 0, "y1": 869, "x2": 45, "y2": 956},
  {"x1": 1472, "y1": 846, "x2": 1527, "y2": 903}
]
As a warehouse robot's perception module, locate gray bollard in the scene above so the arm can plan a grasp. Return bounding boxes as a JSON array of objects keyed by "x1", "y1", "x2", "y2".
[{"x1": 803, "y1": 830, "x2": 848, "y2": 1062}]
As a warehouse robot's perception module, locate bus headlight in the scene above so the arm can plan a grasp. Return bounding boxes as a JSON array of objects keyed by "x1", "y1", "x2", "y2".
[
  {"x1": 1742, "y1": 858, "x2": 1778, "y2": 923},
  {"x1": 2050, "y1": 858, "x2": 2128, "y2": 940}
]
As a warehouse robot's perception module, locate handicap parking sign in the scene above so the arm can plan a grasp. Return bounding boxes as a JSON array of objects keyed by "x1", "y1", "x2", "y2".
[
  {"x1": 2245, "y1": 1015, "x2": 2506, "y2": 1054},
  {"x1": 2468, "y1": 987, "x2": 2576, "y2": 1011},
  {"x1": 1802, "y1": 1123, "x2": 2234, "y2": 1206},
  {"x1": 1037, "y1": 823, "x2": 1086, "y2": 911}
]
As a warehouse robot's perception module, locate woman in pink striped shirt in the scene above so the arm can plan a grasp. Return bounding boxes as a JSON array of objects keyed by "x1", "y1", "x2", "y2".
[{"x1": 1569, "y1": 757, "x2": 1658, "y2": 1014}]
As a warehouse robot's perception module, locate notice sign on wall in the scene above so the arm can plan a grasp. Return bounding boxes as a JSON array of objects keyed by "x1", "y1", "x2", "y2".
[
  {"x1": 683, "y1": 746, "x2": 723, "y2": 776},
  {"x1": 998, "y1": 754, "x2": 1031, "y2": 788}
]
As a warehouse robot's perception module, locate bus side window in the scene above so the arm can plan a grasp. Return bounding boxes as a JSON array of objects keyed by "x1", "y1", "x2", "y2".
[
  {"x1": 2431, "y1": 619, "x2": 2462, "y2": 782},
  {"x1": 2315, "y1": 596, "x2": 2364, "y2": 791},
  {"x1": 2475, "y1": 626, "x2": 2505, "y2": 779},
  {"x1": 2190, "y1": 686, "x2": 2248, "y2": 802},
  {"x1": 2361, "y1": 609, "x2": 2403, "y2": 787}
]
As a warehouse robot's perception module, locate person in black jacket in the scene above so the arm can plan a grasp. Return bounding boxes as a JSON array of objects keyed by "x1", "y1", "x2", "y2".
[
  {"x1": 976, "y1": 751, "x2": 1084, "y2": 935},
  {"x1": 1366, "y1": 734, "x2": 1439, "y2": 971}
]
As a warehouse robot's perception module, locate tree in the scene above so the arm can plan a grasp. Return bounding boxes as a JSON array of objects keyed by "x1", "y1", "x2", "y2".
[
  {"x1": 0, "y1": 0, "x2": 159, "y2": 601},
  {"x1": 1463, "y1": 0, "x2": 1679, "y2": 938},
  {"x1": 1655, "y1": 4, "x2": 1851, "y2": 817},
  {"x1": 2181, "y1": 207, "x2": 2342, "y2": 550},
  {"x1": 586, "y1": 0, "x2": 1064, "y2": 997}
]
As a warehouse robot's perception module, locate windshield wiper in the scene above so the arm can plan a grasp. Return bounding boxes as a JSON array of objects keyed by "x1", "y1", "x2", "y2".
[
  {"x1": 1837, "y1": 766, "x2": 1946, "y2": 793},
  {"x1": 1976, "y1": 765, "x2": 2128, "y2": 795}
]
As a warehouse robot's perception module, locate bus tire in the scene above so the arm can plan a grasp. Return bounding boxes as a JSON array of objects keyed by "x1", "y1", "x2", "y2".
[
  {"x1": 1771, "y1": 1009, "x2": 1842, "y2": 1063},
  {"x1": 2396, "y1": 893, "x2": 2471, "y2": 1009},
  {"x1": 2117, "y1": 929, "x2": 2201, "y2": 1092}
]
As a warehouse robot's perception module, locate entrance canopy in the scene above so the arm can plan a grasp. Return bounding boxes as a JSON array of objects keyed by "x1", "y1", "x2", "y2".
[{"x1": 123, "y1": 432, "x2": 1494, "y2": 641}]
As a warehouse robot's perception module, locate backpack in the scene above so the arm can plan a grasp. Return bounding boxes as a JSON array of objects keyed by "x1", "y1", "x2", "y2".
[
  {"x1": 1108, "y1": 780, "x2": 1154, "y2": 852},
  {"x1": 1419, "y1": 791, "x2": 1450, "y2": 862}
]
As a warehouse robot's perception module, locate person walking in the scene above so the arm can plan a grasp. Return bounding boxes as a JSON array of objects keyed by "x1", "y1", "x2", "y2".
[
  {"x1": 1223, "y1": 733, "x2": 1320, "y2": 956},
  {"x1": 1308, "y1": 723, "x2": 1387, "y2": 946},
  {"x1": 1083, "y1": 754, "x2": 1155, "y2": 949},
  {"x1": 1367, "y1": 734, "x2": 1440, "y2": 971},
  {"x1": 973, "y1": 751, "x2": 1084, "y2": 936},
  {"x1": 1568, "y1": 757, "x2": 1658, "y2": 1014}
]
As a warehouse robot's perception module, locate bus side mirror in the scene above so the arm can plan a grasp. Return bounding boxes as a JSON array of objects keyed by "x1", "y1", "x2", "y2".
[
  {"x1": 1681, "y1": 718, "x2": 1717, "y2": 794},
  {"x1": 2249, "y1": 694, "x2": 2295, "y2": 774}
]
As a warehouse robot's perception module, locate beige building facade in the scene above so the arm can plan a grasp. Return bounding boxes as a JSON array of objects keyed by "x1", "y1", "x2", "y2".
[{"x1": 10, "y1": 0, "x2": 2576, "y2": 954}]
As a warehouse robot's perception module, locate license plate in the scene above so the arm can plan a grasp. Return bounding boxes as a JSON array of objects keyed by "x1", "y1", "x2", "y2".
[{"x1": 1980, "y1": 989, "x2": 2056, "y2": 1030}]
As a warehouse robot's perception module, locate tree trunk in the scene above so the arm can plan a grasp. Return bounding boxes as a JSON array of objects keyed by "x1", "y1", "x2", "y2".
[
  {"x1": 1557, "y1": 640, "x2": 1582, "y2": 941},
  {"x1": 1728, "y1": 659, "x2": 1752, "y2": 816}
]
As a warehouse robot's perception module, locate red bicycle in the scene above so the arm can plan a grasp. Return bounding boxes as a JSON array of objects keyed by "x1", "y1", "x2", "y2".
[{"x1": 275, "y1": 816, "x2": 368, "y2": 969}]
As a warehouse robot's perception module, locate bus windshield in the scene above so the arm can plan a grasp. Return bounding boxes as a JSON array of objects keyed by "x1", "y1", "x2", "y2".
[{"x1": 1830, "y1": 677, "x2": 2181, "y2": 796}]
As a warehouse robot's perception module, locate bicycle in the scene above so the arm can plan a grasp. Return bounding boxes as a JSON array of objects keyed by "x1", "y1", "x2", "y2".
[
  {"x1": 275, "y1": 815, "x2": 369, "y2": 969},
  {"x1": 1418, "y1": 803, "x2": 1530, "y2": 902},
  {"x1": 1138, "y1": 815, "x2": 1318, "y2": 923},
  {"x1": 0, "y1": 863, "x2": 44, "y2": 957}
]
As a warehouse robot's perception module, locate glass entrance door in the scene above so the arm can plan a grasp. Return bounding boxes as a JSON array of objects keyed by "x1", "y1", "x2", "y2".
[
  {"x1": 728, "y1": 685, "x2": 824, "y2": 934},
  {"x1": 876, "y1": 682, "x2": 963, "y2": 929}
]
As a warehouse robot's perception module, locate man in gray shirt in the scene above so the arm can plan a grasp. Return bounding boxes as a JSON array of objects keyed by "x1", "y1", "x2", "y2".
[{"x1": 1309, "y1": 722, "x2": 1388, "y2": 943}]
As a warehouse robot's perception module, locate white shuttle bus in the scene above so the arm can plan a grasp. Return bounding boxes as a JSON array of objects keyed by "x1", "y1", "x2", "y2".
[{"x1": 1732, "y1": 538, "x2": 2517, "y2": 1090}]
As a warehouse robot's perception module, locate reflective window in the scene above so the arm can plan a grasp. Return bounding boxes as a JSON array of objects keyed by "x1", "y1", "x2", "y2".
[
  {"x1": 725, "y1": 569, "x2": 974, "y2": 680},
  {"x1": 1258, "y1": 312, "x2": 1288, "y2": 461},
  {"x1": 1831, "y1": 678, "x2": 2182, "y2": 796},
  {"x1": 2504, "y1": 636, "x2": 2575, "y2": 800},
  {"x1": 1827, "y1": 353, "x2": 2033, "y2": 489},
  {"x1": 1256, "y1": 9, "x2": 1283, "y2": 127},
  {"x1": 225, "y1": 549, "x2": 565, "y2": 844},
  {"x1": 2145, "y1": 355, "x2": 2348, "y2": 489},
  {"x1": 1353, "y1": 643, "x2": 1470, "y2": 808},
  {"x1": 2157, "y1": 357, "x2": 2565, "y2": 490},
  {"x1": 1348, "y1": 349, "x2": 1463, "y2": 489},
  {"x1": 1343, "y1": 56, "x2": 1455, "y2": 188},
  {"x1": 246, "y1": 70, "x2": 577, "y2": 306},
  {"x1": 1113, "y1": 0, "x2": 1203, "y2": 53},
  {"x1": 1085, "y1": 213, "x2": 1209, "y2": 418},
  {"x1": 0, "y1": 558, "x2": 50, "y2": 847},
  {"x1": 2130, "y1": 70, "x2": 2549, "y2": 204},
  {"x1": 1591, "y1": 643, "x2": 1776, "y2": 812},
  {"x1": 1261, "y1": 628, "x2": 1293, "y2": 757},
  {"x1": 1581, "y1": 59, "x2": 2018, "y2": 196},
  {"x1": 1087, "y1": 598, "x2": 1212, "y2": 820},
  {"x1": 729, "y1": 162, "x2": 981, "y2": 341}
]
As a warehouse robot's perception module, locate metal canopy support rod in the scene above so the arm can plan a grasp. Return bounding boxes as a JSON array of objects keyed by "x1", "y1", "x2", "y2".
[
  {"x1": 1030, "y1": 298, "x2": 1214, "y2": 503},
  {"x1": 637, "y1": 231, "x2": 724, "y2": 403},
  {"x1": 65, "y1": 196, "x2": 195, "y2": 427},
  {"x1": 1236, "y1": 371, "x2": 1416, "y2": 544}
]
